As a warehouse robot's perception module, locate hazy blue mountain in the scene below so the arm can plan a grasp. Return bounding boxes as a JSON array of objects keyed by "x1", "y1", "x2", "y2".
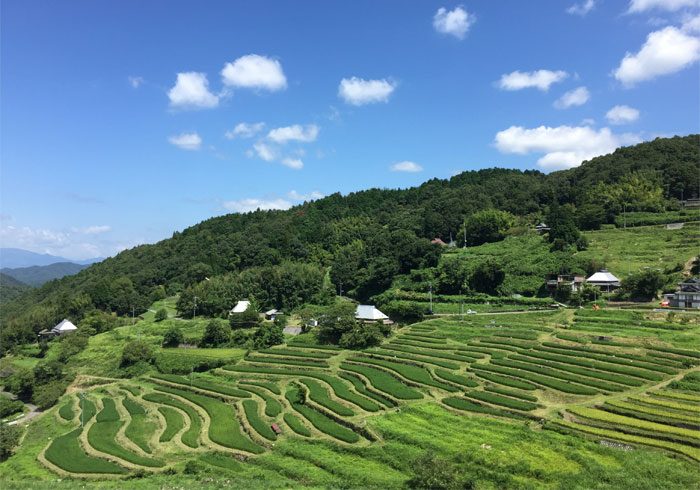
[
  {"x1": 1, "y1": 262, "x2": 89, "y2": 287},
  {"x1": 0, "y1": 248, "x2": 102, "y2": 268}
]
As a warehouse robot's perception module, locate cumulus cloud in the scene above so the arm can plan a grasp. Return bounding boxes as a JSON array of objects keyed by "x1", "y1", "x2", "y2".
[
  {"x1": 288, "y1": 190, "x2": 324, "y2": 201},
  {"x1": 497, "y1": 70, "x2": 569, "y2": 91},
  {"x1": 613, "y1": 26, "x2": 700, "y2": 86},
  {"x1": 628, "y1": 0, "x2": 700, "y2": 13},
  {"x1": 494, "y1": 125, "x2": 641, "y2": 170},
  {"x1": 221, "y1": 54, "x2": 287, "y2": 91},
  {"x1": 225, "y1": 122, "x2": 265, "y2": 139},
  {"x1": 128, "y1": 76, "x2": 144, "y2": 88},
  {"x1": 267, "y1": 124, "x2": 320, "y2": 143},
  {"x1": 567, "y1": 0, "x2": 596, "y2": 15},
  {"x1": 281, "y1": 157, "x2": 304, "y2": 169},
  {"x1": 390, "y1": 161, "x2": 423, "y2": 172},
  {"x1": 0, "y1": 224, "x2": 110, "y2": 260},
  {"x1": 433, "y1": 6, "x2": 475, "y2": 39},
  {"x1": 682, "y1": 13, "x2": 700, "y2": 32},
  {"x1": 168, "y1": 132, "x2": 202, "y2": 150},
  {"x1": 252, "y1": 142, "x2": 276, "y2": 161},
  {"x1": 223, "y1": 198, "x2": 292, "y2": 213},
  {"x1": 80, "y1": 225, "x2": 112, "y2": 235},
  {"x1": 338, "y1": 77, "x2": 396, "y2": 105},
  {"x1": 606, "y1": 105, "x2": 641, "y2": 124},
  {"x1": 554, "y1": 86, "x2": 591, "y2": 109},
  {"x1": 167, "y1": 72, "x2": 219, "y2": 109}
]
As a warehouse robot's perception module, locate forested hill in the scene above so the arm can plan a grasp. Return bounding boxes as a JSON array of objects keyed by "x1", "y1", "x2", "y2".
[{"x1": 1, "y1": 134, "x2": 698, "y2": 348}]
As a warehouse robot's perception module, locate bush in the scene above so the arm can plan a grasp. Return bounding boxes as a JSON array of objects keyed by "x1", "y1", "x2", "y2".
[
  {"x1": 620, "y1": 269, "x2": 667, "y2": 300},
  {"x1": 200, "y1": 319, "x2": 230, "y2": 347},
  {"x1": 339, "y1": 324, "x2": 383, "y2": 349},
  {"x1": 0, "y1": 423, "x2": 23, "y2": 461},
  {"x1": 273, "y1": 314, "x2": 288, "y2": 328},
  {"x1": 162, "y1": 327, "x2": 184, "y2": 348},
  {"x1": 229, "y1": 307, "x2": 261, "y2": 329},
  {"x1": 155, "y1": 308, "x2": 168, "y2": 322},
  {"x1": 121, "y1": 340, "x2": 155, "y2": 367},
  {"x1": 6, "y1": 368, "x2": 35, "y2": 401},
  {"x1": 57, "y1": 333, "x2": 89, "y2": 362},
  {"x1": 381, "y1": 301, "x2": 427, "y2": 324},
  {"x1": 407, "y1": 451, "x2": 475, "y2": 490},
  {"x1": 0, "y1": 398, "x2": 24, "y2": 418},
  {"x1": 32, "y1": 381, "x2": 68, "y2": 410},
  {"x1": 33, "y1": 360, "x2": 64, "y2": 385},
  {"x1": 253, "y1": 323, "x2": 284, "y2": 349}
]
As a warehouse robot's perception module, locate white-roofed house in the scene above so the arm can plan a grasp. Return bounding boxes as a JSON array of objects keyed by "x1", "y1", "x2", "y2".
[
  {"x1": 355, "y1": 305, "x2": 393, "y2": 325},
  {"x1": 585, "y1": 270, "x2": 621, "y2": 292},
  {"x1": 230, "y1": 300, "x2": 251, "y2": 314},
  {"x1": 51, "y1": 319, "x2": 78, "y2": 335}
]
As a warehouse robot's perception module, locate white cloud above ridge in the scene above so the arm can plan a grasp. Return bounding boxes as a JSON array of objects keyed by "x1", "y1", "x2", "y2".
[
  {"x1": 223, "y1": 198, "x2": 292, "y2": 213},
  {"x1": 628, "y1": 0, "x2": 700, "y2": 13},
  {"x1": 433, "y1": 6, "x2": 475, "y2": 39},
  {"x1": 0, "y1": 224, "x2": 118, "y2": 260},
  {"x1": 267, "y1": 124, "x2": 319, "y2": 143},
  {"x1": 338, "y1": 77, "x2": 396, "y2": 105},
  {"x1": 391, "y1": 161, "x2": 423, "y2": 172},
  {"x1": 494, "y1": 125, "x2": 641, "y2": 170},
  {"x1": 167, "y1": 72, "x2": 219, "y2": 109},
  {"x1": 606, "y1": 105, "x2": 641, "y2": 124},
  {"x1": 221, "y1": 54, "x2": 287, "y2": 91},
  {"x1": 613, "y1": 26, "x2": 700, "y2": 86},
  {"x1": 554, "y1": 86, "x2": 591, "y2": 109},
  {"x1": 567, "y1": 0, "x2": 596, "y2": 15},
  {"x1": 226, "y1": 122, "x2": 265, "y2": 139},
  {"x1": 498, "y1": 70, "x2": 569, "y2": 91},
  {"x1": 169, "y1": 132, "x2": 202, "y2": 150},
  {"x1": 288, "y1": 190, "x2": 324, "y2": 201}
]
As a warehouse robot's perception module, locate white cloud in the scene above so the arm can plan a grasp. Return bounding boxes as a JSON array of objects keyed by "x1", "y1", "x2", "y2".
[
  {"x1": 606, "y1": 105, "x2": 641, "y2": 124},
  {"x1": 554, "y1": 86, "x2": 591, "y2": 109},
  {"x1": 267, "y1": 124, "x2": 320, "y2": 143},
  {"x1": 390, "y1": 161, "x2": 423, "y2": 172},
  {"x1": 628, "y1": 0, "x2": 700, "y2": 13},
  {"x1": 613, "y1": 26, "x2": 700, "y2": 86},
  {"x1": 223, "y1": 198, "x2": 292, "y2": 213},
  {"x1": 682, "y1": 13, "x2": 700, "y2": 32},
  {"x1": 221, "y1": 54, "x2": 287, "y2": 91},
  {"x1": 281, "y1": 157, "x2": 304, "y2": 170},
  {"x1": 169, "y1": 132, "x2": 202, "y2": 151},
  {"x1": 252, "y1": 142, "x2": 276, "y2": 161},
  {"x1": 497, "y1": 70, "x2": 569, "y2": 91},
  {"x1": 0, "y1": 224, "x2": 109, "y2": 260},
  {"x1": 433, "y1": 6, "x2": 475, "y2": 39},
  {"x1": 567, "y1": 0, "x2": 596, "y2": 15},
  {"x1": 81, "y1": 225, "x2": 111, "y2": 235},
  {"x1": 338, "y1": 77, "x2": 397, "y2": 105},
  {"x1": 128, "y1": 76, "x2": 144, "y2": 88},
  {"x1": 494, "y1": 125, "x2": 641, "y2": 170},
  {"x1": 288, "y1": 190, "x2": 324, "y2": 201},
  {"x1": 225, "y1": 122, "x2": 265, "y2": 139},
  {"x1": 167, "y1": 72, "x2": 219, "y2": 109}
]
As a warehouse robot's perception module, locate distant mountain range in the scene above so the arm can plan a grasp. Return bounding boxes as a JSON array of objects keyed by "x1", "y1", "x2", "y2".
[
  {"x1": 0, "y1": 248, "x2": 102, "y2": 268},
  {"x1": 1, "y1": 262, "x2": 90, "y2": 287}
]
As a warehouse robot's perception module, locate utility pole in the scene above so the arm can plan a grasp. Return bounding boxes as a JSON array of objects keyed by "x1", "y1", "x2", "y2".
[
  {"x1": 623, "y1": 202, "x2": 626, "y2": 229},
  {"x1": 193, "y1": 296, "x2": 198, "y2": 320},
  {"x1": 132, "y1": 306, "x2": 135, "y2": 325},
  {"x1": 463, "y1": 218, "x2": 467, "y2": 248},
  {"x1": 338, "y1": 281, "x2": 343, "y2": 297}
]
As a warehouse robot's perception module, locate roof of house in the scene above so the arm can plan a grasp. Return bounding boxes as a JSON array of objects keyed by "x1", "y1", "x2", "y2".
[
  {"x1": 265, "y1": 309, "x2": 279, "y2": 315},
  {"x1": 231, "y1": 300, "x2": 251, "y2": 313},
  {"x1": 355, "y1": 305, "x2": 389, "y2": 321},
  {"x1": 52, "y1": 319, "x2": 78, "y2": 333},
  {"x1": 679, "y1": 278, "x2": 700, "y2": 293},
  {"x1": 431, "y1": 238, "x2": 447, "y2": 246},
  {"x1": 586, "y1": 270, "x2": 621, "y2": 284}
]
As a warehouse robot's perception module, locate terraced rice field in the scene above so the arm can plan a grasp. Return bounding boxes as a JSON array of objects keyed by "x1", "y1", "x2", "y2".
[{"x1": 33, "y1": 310, "x2": 700, "y2": 481}]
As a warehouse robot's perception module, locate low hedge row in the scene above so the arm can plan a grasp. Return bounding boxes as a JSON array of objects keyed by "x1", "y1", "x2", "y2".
[
  {"x1": 244, "y1": 355, "x2": 329, "y2": 368},
  {"x1": 537, "y1": 344, "x2": 678, "y2": 374},
  {"x1": 630, "y1": 395, "x2": 700, "y2": 414},
  {"x1": 368, "y1": 348, "x2": 461, "y2": 369},
  {"x1": 484, "y1": 385, "x2": 538, "y2": 402},
  {"x1": 433, "y1": 369, "x2": 478, "y2": 388},
  {"x1": 600, "y1": 402, "x2": 700, "y2": 430},
  {"x1": 259, "y1": 348, "x2": 335, "y2": 359},
  {"x1": 464, "y1": 390, "x2": 538, "y2": 411},
  {"x1": 239, "y1": 379, "x2": 282, "y2": 395},
  {"x1": 339, "y1": 363, "x2": 423, "y2": 400},
  {"x1": 441, "y1": 397, "x2": 529, "y2": 420}
]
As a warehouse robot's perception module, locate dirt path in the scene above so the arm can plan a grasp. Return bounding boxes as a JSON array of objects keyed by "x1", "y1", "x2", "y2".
[{"x1": 8, "y1": 403, "x2": 40, "y2": 426}]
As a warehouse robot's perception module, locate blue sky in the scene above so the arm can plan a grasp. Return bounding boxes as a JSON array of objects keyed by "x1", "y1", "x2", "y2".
[{"x1": 1, "y1": 0, "x2": 699, "y2": 260}]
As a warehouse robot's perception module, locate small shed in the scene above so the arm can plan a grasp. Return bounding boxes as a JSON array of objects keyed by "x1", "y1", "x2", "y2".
[
  {"x1": 230, "y1": 300, "x2": 251, "y2": 314},
  {"x1": 355, "y1": 305, "x2": 393, "y2": 325},
  {"x1": 51, "y1": 319, "x2": 78, "y2": 335},
  {"x1": 586, "y1": 270, "x2": 621, "y2": 292},
  {"x1": 265, "y1": 309, "x2": 281, "y2": 321}
]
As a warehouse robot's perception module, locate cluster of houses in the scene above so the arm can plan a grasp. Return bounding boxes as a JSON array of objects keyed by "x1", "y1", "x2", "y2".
[{"x1": 546, "y1": 269, "x2": 622, "y2": 294}]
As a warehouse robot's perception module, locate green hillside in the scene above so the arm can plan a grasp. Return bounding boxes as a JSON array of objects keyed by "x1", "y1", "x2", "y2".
[
  {"x1": 1, "y1": 262, "x2": 88, "y2": 287},
  {"x1": 0, "y1": 273, "x2": 29, "y2": 303}
]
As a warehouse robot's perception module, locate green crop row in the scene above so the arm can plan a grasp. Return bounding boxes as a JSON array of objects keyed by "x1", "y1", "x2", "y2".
[
  {"x1": 490, "y1": 358, "x2": 621, "y2": 392},
  {"x1": 285, "y1": 386, "x2": 360, "y2": 443},
  {"x1": 653, "y1": 389, "x2": 700, "y2": 403},
  {"x1": 507, "y1": 353, "x2": 638, "y2": 388},
  {"x1": 143, "y1": 392, "x2": 201, "y2": 448},
  {"x1": 239, "y1": 379, "x2": 282, "y2": 395},
  {"x1": 433, "y1": 368, "x2": 478, "y2": 388},
  {"x1": 390, "y1": 339, "x2": 456, "y2": 351},
  {"x1": 349, "y1": 356, "x2": 458, "y2": 392},
  {"x1": 549, "y1": 420, "x2": 700, "y2": 461},
  {"x1": 470, "y1": 363, "x2": 597, "y2": 395},
  {"x1": 648, "y1": 346, "x2": 700, "y2": 360},
  {"x1": 88, "y1": 398, "x2": 163, "y2": 467},
  {"x1": 259, "y1": 348, "x2": 335, "y2": 359},
  {"x1": 238, "y1": 385, "x2": 283, "y2": 417},
  {"x1": 220, "y1": 365, "x2": 382, "y2": 412},
  {"x1": 476, "y1": 338, "x2": 536, "y2": 349},
  {"x1": 385, "y1": 342, "x2": 478, "y2": 362},
  {"x1": 441, "y1": 397, "x2": 529, "y2": 420},
  {"x1": 152, "y1": 373, "x2": 252, "y2": 398},
  {"x1": 245, "y1": 355, "x2": 329, "y2": 368},
  {"x1": 399, "y1": 334, "x2": 447, "y2": 344},
  {"x1": 630, "y1": 395, "x2": 700, "y2": 414},
  {"x1": 154, "y1": 385, "x2": 264, "y2": 454},
  {"x1": 491, "y1": 330, "x2": 540, "y2": 340},
  {"x1": 402, "y1": 330, "x2": 447, "y2": 339},
  {"x1": 283, "y1": 412, "x2": 311, "y2": 436},
  {"x1": 456, "y1": 346, "x2": 507, "y2": 359},
  {"x1": 242, "y1": 399, "x2": 277, "y2": 441},
  {"x1": 484, "y1": 385, "x2": 538, "y2": 402},
  {"x1": 337, "y1": 372, "x2": 396, "y2": 408},
  {"x1": 469, "y1": 368, "x2": 538, "y2": 391},
  {"x1": 339, "y1": 363, "x2": 423, "y2": 400},
  {"x1": 465, "y1": 390, "x2": 538, "y2": 411},
  {"x1": 368, "y1": 348, "x2": 461, "y2": 369},
  {"x1": 58, "y1": 398, "x2": 75, "y2": 421},
  {"x1": 122, "y1": 396, "x2": 155, "y2": 454},
  {"x1": 538, "y1": 344, "x2": 678, "y2": 374},
  {"x1": 300, "y1": 379, "x2": 355, "y2": 417},
  {"x1": 157, "y1": 406, "x2": 184, "y2": 443},
  {"x1": 121, "y1": 385, "x2": 141, "y2": 396},
  {"x1": 601, "y1": 402, "x2": 699, "y2": 429}
]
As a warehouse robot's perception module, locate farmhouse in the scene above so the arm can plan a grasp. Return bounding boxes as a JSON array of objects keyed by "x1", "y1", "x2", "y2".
[
  {"x1": 667, "y1": 278, "x2": 700, "y2": 308},
  {"x1": 586, "y1": 270, "x2": 621, "y2": 292},
  {"x1": 230, "y1": 300, "x2": 251, "y2": 314},
  {"x1": 535, "y1": 222, "x2": 550, "y2": 233},
  {"x1": 265, "y1": 309, "x2": 282, "y2": 320},
  {"x1": 355, "y1": 305, "x2": 393, "y2": 325},
  {"x1": 47, "y1": 319, "x2": 78, "y2": 336},
  {"x1": 546, "y1": 274, "x2": 585, "y2": 293}
]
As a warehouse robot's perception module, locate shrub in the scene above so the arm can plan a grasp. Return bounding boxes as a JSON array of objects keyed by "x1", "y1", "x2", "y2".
[
  {"x1": 339, "y1": 324, "x2": 383, "y2": 349},
  {"x1": 0, "y1": 398, "x2": 24, "y2": 418},
  {"x1": 200, "y1": 319, "x2": 231, "y2": 347},
  {"x1": 155, "y1": 308, "x2": 168, "y2": 322},
  {"x1": 120, "y1": 340, "x2": 155, "y2": 367},
  {"x1": 0, "y1": 423, "x2": 23, "y2": 461},
  {"x1": 33, "y1": 360, "x2": 64, "y2": 385},
  {"x1": 32, "y1": 380, "x2": 68, "y2": 410},
  {"x1": 229, "y1": 307, "x2": 261, "y2": 329},
  {"x1": 162, "y1": 327, "x2": 184, "y2": 348},
  {"x1": 382, "y1": 301, "x2": 427, "y2": 324},
  {"x1": 406, "y1": 451, "x2": 475, "y2": 490},
  {"x1": 252, "y1": 323, "x2": 284, "y2": 350}
]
